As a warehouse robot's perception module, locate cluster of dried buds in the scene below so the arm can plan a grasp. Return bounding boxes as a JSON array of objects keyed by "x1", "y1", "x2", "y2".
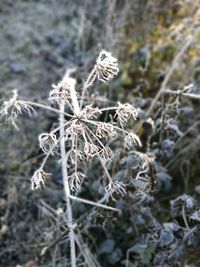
[{"x1": 1, "y1": 50, "x2": 142, "y2": 200}]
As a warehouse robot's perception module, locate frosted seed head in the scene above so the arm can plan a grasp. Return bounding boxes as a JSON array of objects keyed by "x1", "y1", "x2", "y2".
[
  {"x1": 96, "y1": 50, "x2": 119, "y2": 83},
  {"x1": 39, "y1": 133, "x2": 58, "y2": 154},
  {"x1": 31, "y1": 169, "x2": 50, "y2": 190},
  {"x1": 115, "y1": 102, "x2": 138, "y2": 125},
  {"x1": 105, "y1": 181, "x2": 126, "y2": 201},
  {"x1": 49, "y1": 77, "x2": 76, "y2": 104},
  {"x1": 69, "y1": 172, "x2": 85, "y2": 192}
]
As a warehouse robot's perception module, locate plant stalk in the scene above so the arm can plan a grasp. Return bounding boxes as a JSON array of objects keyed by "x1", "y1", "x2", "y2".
[{"x1": 59, "y1": 100, "x2": 76, "y2": 267}]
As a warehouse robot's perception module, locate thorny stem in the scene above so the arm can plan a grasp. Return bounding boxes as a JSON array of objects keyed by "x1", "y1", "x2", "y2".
[
  {"x1": 20, "y1": 100, "x2": 74, "y2": 118},
  {"x1": 59, "y1": 100, "x2": 76, "y2": 267}
]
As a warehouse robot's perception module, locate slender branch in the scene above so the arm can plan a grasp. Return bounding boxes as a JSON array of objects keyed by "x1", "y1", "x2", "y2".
[
  {"x1": 80, "y1": 66, "x2": 97, "y2": 109},
  {"x1": 69, "y1": 195, "x2": 119, "y2": 212},
  {"x1": 164, "y1": 89, "x2": 200, "y2": 100},
  {"x1": 84, "y1": 127, "x2": 112, "y2": 183},
  {"x1": 59, "y1": 100, "x2": 76, "y2": 267},
  {"x1": 83, "y1": 118, "x2": 129, "y2": 136},
  {"x1": 20, "y1": 100, "x2": 74, "y2": 118},
  {"x1": 182, "y1": 205, "x2": 189, "y2": 229}
]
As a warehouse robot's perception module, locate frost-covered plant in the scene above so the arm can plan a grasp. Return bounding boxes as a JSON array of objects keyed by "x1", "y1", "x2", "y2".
[{"x1": 0, "y1": 51, "x2": 141, "y2": 267}]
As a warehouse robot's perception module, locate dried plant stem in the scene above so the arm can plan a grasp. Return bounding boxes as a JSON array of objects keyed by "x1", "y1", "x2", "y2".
[
  {"x1": 69, "y1": 86, "x2": 80, "y2": 116},
  {"x1": 84, "y1": 128, "x2": 112, "y2": 183},
  {"x1": 20, "y1": 100, "x2": 74, "y2": 118},
  {"x1": 83, "y1": 118, "x2": 129, "y2": 136},
  {"x1": 164, "y1": 89, "x2": 200, "y2": 100},
  {"x1": 182, "y1": 204, "x2": 189, "y2": 229},
  {"x1": 59, "y1": 100, "x2": 76, "y2": 267},
  {"x1": 69, "y1": 195, "x2": 119, "y2": 212},
  {"x1": 80, "y1": 66, "x2": 97, "y2": 109}
]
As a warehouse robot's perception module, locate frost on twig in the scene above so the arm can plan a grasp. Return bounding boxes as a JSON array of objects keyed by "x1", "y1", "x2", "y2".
[
  {"x1": 49, "y1": 77, "x2": 76, "y2": 104},
  {"x1": 0, "y1": 90, "x2": 35, "y2": 128},
  {"x1": 69, "y1": 172, "x2": 85, "y2": 192},
  {"x1": 105, "y1": 181, "x2": 126, "y2": 201},
  {"x1": 96, "y1": 50, "x2": 119, "y2": 83},
  {"x1": 115, "y1": 102, "x2": 138, "y2": 125},
  {"x1": 39, "y1": 133, "x2": 58, "y2": 154},
  {"x1": 31, "y1": 169, "x2": 50, "y2": 190}
]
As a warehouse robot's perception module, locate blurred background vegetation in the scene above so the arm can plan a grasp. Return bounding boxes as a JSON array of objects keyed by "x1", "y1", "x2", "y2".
[{"x1": 0, "y1": 0, "x2": 200, "y2": 266}]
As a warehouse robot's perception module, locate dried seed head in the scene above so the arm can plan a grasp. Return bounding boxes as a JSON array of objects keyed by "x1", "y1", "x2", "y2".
[
  {"x1": 0, "y1": 90, "x2": 35, "y2": 128},
  {"x1": 125, "y1": 132, "x2": 142, "y2": 148},
  {"x1": 68, "y1": 149, "x2": 84, "y2": 165},
  {"x1": 99, "y1": 146, "x2": 113, "y2": 161},
  {"x1": 105, "y1": 181, "x2": 126, "y2": 201},
  {"x1": 96, "y1": 122, "x2": 115, "y2": 138},
  {"x1": 69, "y1": 172, "x2": 85, "y2": 192},
  {"x1": 49, "y1": 77, "x2": 76, "y2": 104},
  {"x1": 84, "y1": 142, "x2": 100, "y2": 159},
  {"x1": 115, "y1": 102, "x2": 138, "y2": 125},
  {"x1": 96, "y1": 50, "x2": 119, "y2": 83},
  {"x1": 66, "y1": 120, "x2": 85, "y2": 139},
  {"x1": 79, "y1": 105, "x2": 102, "y2": 120},
  {"x1": 31, "y1": 169, "x2": 50, "y2": 190},
  {"x1": 39, "y1": 133, "x2": 57, "y2": 154}
]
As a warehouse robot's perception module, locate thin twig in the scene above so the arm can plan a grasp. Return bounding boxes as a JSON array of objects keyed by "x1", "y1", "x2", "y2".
[
  {"x1": 20, "y1": 100, "x2": 74, "y2": 118},
  {"x1": 164, "y1": 89, "x2": 200, "y2": 100},
  {"x1": 69, "y1": 195, "x2": 119, "y2": 212}
]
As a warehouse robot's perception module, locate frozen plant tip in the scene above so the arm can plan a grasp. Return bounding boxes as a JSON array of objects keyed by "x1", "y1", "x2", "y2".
[
  {"x1": 69, "y1": 172, "x2": 85, "y2": 192},
  {"x1": 115, "y1": 102, "x2": 138, "y2": 125},
  {"x1": 99, "y1": 146, "x2": 113, "y2": 161},
  {"x1": 0, "y1": 90, "x2": 35, "y2": 128},
  {"x1": 39, "y1": 133, "x2": 58, "y2": 154},
  {"x1": 49, "y1": 77, "x2": 76, "y2": 104},
  {"x1": 31, "y1": 169, "x2": 50, "y2": 190},
  {"x1": 96, "y1": 50, "x2": 119, "y2": 83},
  {"x1": 105, "y1": 181, "x2": 126, "y2": 201},
  {"x1": 96, "y1": 122, "x2": 115, "y2": 138},
  {"x1": 125, "y1": 132, "x2": 142, "y2": 148},
  {"x1": 79, "y1": 105, "x2": 102, "y2": 120}
]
